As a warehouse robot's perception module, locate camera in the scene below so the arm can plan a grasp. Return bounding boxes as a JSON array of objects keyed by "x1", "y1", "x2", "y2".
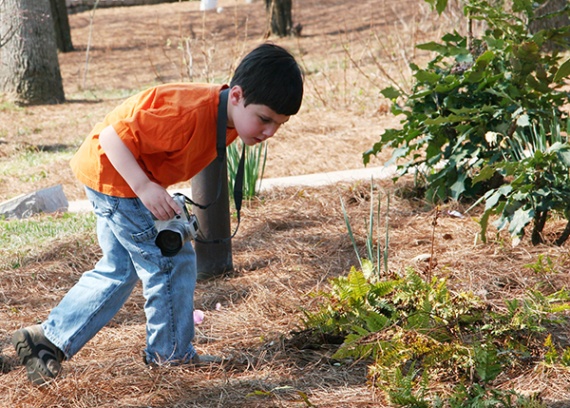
[{"x1": 154, "y1": 194, "x2": 199, "y2": 257}]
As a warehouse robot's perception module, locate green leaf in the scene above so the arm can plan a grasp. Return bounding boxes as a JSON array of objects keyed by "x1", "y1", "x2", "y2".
[
  {"x1": 485, "y1": 185, "x2": 512, "y2": 210},
  {"x1": 450, "y1": 172, "x2": 467, "y2": 199},
  {"x1": 472, "y1": 165, "x2": 496, "y2": 185},
  {"x1": 435, "y1": 0, "x2": 448, "y2": 14},
  {"x1": 509, "y1": 207, "x2": 534, "y2": 236},
  {"x1": 475, "y1": 50, "x2": 495, "y2": 65},
  {"x1": 554, "y1": 58, "x2": 570, "y2": 82},
  {"x1": 414, "y1": 70, "x2": 441, "y2": 84},
  {"x1": 381, "y1": 86, "x2": 401, "y2": 99},
  {"x1": 551, "y1": 143, "x2": 570, "y2": 167},
  {"x1": 364, "y1": 311, "x2": 389, "y2": 332},
  {"x1": 474, "y1": 344, "x2": 502, "y2": 383},
  {"x1": 416, "y1": 41, "x2": 449, "y2": 54},
  {"x1": 441, "y1": 32, "x2": 464, "y2": 43},
  {"x1": 479, "y1": 209, "x2": 492, "y2": 243},
  {"x1": 512, "y1": 0, "x2": 533, "y2": 14},
  {"x1": 423, "y1": 114, "x2": 464, "y2": 125}
]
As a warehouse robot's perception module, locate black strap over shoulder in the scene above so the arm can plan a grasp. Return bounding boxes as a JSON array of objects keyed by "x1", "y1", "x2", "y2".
[
  {"x1": 184, "y1": 87, "x2": 245, "y2": 243},
  {"x1": 215, "y1": 88, "x2": 230, "y2": 165}
]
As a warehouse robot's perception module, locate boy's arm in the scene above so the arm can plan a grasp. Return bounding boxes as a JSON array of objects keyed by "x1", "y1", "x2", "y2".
[{"x1": 99, "y1": 125, "x2": 181, "y2": 221}]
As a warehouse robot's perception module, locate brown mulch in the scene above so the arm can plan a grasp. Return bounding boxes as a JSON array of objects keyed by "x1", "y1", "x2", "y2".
[{"x1": 2, "y1": 0, "x2": 570, "y2": 407}]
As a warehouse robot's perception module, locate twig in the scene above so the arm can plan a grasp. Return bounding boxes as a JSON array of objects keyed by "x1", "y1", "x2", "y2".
[
  {"x1": 82, "y1": 0, "x2": 100, "y2": 89},
  {"x1": 428, "y1": 206, "x2": 440, "y2": 281}
]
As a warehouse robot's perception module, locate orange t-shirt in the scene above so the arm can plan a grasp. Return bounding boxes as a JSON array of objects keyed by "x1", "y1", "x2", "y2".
[{"x1": 70, "y1": 83, "x2": 238, "y2": 197}]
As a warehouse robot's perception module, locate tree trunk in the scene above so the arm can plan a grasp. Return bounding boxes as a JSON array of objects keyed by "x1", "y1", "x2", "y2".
[
  {"x1": 529, "y1": 0, "x2": 570, "y2": 51},
  {"x1": 0, "y1": 0, "x2": 65, "y2": 105},
  {"x1": 531, "y1": 210, "x2": 548, "y2": 245},
  {"x1": 192, "y1": 158, "x2": 233, "y2": 281},
  {"x1": 50, "y1": 0, "x2": 73, "y2": 52},
  {"x1": 555, "y1": 219, "x2": 570, "y2": 246},
  {"x1": 0, "y1": 0, "x2": 16, "y2": 48},
  {"x1": 265, "y1": 0, "x2": 293, "y2": 37}
]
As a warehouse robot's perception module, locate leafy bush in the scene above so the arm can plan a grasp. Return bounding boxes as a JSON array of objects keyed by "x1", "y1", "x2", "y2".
[
  {"x1": 303, "y1": 181, "x2": 570, "y2": 406},
  {"x1": 304, "y1": 265, "x2": 569, "y2": 406},
  {"x1": 363, "y1": 0, "x2": 570, "y2": 206},
  {"x1": 473, "y1": 115, "x2": 570, "y2": 245}
]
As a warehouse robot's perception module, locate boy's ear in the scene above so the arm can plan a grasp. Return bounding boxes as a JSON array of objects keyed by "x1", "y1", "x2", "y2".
[{"x1": 229, "y1": 85, "x2": 243, "y2": 105}]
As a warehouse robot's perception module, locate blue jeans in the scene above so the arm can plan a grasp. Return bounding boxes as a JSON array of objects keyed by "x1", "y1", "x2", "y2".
[{"x1": 42, "y1": 187, "x2": 197, "y2": 364}]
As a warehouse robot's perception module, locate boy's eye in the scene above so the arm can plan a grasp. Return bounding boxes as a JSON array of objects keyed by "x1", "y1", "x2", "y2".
[{"x1": 259, "y1": 116, "x2": 271, "y2": 123}]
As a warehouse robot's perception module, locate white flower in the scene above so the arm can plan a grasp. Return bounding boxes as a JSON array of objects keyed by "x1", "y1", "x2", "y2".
[{"x1": 485, "y1": 131, "x2": 499, "y2": 147}]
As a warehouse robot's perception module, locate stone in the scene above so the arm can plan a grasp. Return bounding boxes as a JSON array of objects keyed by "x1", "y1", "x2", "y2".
[{"x1": 0, "y1": 185, "x2": 69, "y2": 219}]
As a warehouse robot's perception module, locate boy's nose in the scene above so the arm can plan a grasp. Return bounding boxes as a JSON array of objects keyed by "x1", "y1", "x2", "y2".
[{"x1": 263, "y1": 123, "x2": 280, "y2": 139}]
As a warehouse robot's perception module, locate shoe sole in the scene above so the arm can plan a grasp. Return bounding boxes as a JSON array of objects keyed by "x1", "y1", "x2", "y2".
[{"x1": 12, "y1": 330, "x2": 59, "y2": 386}]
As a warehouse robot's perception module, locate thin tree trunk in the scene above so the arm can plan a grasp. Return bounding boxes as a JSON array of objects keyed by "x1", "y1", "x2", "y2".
[
  {"x1": 531, "y1": 210, "x2": 548, "y2": 245},
  {"x1": 0, "y1": 0, "x2": 65, "y2": 105},
  {"x1": 529, "y1": 0, "x2": 570, "y2": 51},
  {"x1": 50, "y1": 0, "x2": 74, "y2": 52},
  {"x1": 264, "y1": 0, "x2": 292, "y2": 37},
  {"x1": 555, "y1": 219, "x2": 570, "y2": 246}
]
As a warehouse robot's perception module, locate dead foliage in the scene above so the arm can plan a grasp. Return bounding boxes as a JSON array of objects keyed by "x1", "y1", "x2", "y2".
[
  {"x1": 1, "y1": 0, "x2": 570, "y2": 407},
  {"x1": 1, "y1": 181, "x2": 570, "y2": 407}
]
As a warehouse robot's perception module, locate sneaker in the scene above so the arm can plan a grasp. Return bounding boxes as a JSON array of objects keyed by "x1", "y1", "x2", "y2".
[
  {"x1": 12, "y1": 325, "x2": 64, "y2": 385},
  {"x1": 190, "y1": 353, "x2": 225, "y2": 366},
  {"x1": 144, "y1": 352, "x2": 225, "y2": 367}
]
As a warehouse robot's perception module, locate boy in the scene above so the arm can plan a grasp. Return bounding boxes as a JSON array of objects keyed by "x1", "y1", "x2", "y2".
[{"x1": 12, "y1": 43, "x2": 303, "y2": 385}]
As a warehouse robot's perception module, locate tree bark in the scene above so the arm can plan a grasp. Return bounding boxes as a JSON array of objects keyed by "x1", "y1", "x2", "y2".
[
  {"x1": 0, "y1": 0, "x2": 16, "y2": 48},
  {"x1": 531, "y1": 210, "x2": 548, "y2": 245},
  {"x1": 0, "y1": 0, "x2": 65, "y2": 105},
  {"x1": 50, "y1": 0, "x2": 74, "y2": 52},
  {"x1": 529, "y1": 0, "x2": 570, "y2": 51},
  {"x1": 555, "y1": 219, "x2": 570, "y2": 246},
  {"x1": 265, "y1": 0, "x2": 293, "y2": 37}
]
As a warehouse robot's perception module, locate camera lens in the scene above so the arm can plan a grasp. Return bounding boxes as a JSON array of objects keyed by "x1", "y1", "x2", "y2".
[{"x1": 155, "y1": 229, "x2": 183, "y2": 257}]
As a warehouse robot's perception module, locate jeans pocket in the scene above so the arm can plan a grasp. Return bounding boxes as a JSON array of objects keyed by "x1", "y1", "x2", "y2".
[
  {"x1": 131, "y1": 224, "x2": 158, "y2": 244},
  {"x1": 85, "y1": 187, "x2": 119, "y2": 218},
  {"x1": 131, "y1": 224, "x2": 169, "y2": 266}
]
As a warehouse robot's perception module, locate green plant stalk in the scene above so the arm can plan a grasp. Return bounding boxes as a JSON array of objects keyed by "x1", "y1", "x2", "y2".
[
  {"x1": 227, "y1": 140, "x2": 268, "y2": 201},
  {"x1": 384, "y1": 194, "x2": 390, "y2": 275},
  {"x1": 342, "y1": 182, "x2": 390, "y2": 275},
  {"x1": 340, "y1": 197, "x2": 362, "y2": 270}
]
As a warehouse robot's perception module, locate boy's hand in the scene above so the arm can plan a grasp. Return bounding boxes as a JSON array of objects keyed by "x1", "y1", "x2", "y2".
[{"x1": 137, "y1": 182, "x2": 181, "y2": 221}]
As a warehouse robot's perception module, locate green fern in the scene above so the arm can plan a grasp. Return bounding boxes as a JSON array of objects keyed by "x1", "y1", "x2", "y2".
[{"x1": 303, "y1": 265, "x2": 565, "y2": 406}]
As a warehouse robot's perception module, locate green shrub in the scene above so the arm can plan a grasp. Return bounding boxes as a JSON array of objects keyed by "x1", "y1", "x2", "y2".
[
  {"x1": 304, "y1": 266, "x2": 567, "y2": 406},
  {"x1": 363, "y1": 0, "x2": 570, "y2": 206},
  {"x1": 472, "y1": 115, "x2": 570, "y2": 245}
]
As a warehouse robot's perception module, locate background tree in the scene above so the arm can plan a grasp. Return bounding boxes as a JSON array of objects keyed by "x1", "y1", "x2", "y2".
[
  {"x1": 50, "y1": 0, "x2": 74, "y2": 52},
  {"x1": 264, "y1": 0, "x2": 294, "y2": 37},
  {"x1": 0, "y1": 0, "x2": 65, "y2": 105},
  {"x1": 0, "y1": 0, "x2": 16, "y2": 48},
  {"x1": 529, "y1": 0, "x2": 570, "y2": 51}
]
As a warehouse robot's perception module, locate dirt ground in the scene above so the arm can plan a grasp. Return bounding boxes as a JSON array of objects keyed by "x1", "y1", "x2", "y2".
[
  {"x1": 2, "y1": 0, "x2": 570, "y2": 407},
  {"x1": 0, "y1": 0, "x2": 443, "y2": 202}
]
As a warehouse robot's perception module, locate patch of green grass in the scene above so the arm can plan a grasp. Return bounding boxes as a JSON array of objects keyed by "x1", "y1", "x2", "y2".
[
  {"x1": 0, "y1": 212, "x2": 97, "y2": 270},
  {"x1": 0, "y1": 100, "x2": 22, "y2": 112},
  {"x1": 0, "y1": 149, "x2": 75, "y2": 183}
]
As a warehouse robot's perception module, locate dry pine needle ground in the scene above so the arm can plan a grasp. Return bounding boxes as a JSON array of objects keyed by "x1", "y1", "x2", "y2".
[
  {"x1": 2, "y1": 181, "x2": 570, "y2": 407},
  {"x1": 1, "y1": 0, "x2": 570, "y2": 406}
]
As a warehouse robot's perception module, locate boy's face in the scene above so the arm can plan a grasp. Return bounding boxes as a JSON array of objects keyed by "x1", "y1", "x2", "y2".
[{"x1": 228, "y1": 86, "x2": 290, "y2": 146}]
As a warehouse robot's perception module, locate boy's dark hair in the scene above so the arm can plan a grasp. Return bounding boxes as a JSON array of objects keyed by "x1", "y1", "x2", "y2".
[{"x1": 230, "y1": 43, "x2": 304, "y2": 116}]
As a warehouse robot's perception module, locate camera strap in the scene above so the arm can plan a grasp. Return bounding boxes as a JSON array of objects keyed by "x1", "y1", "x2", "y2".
[{"x1": 184, "y1": 87, "x2": 245, "y2": 242}]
